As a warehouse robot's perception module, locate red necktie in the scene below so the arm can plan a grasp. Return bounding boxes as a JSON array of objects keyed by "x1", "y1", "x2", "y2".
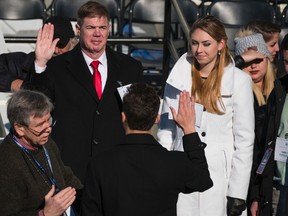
[{"x1": 91, "y1": 60, "x2": 102, "y2": 99}]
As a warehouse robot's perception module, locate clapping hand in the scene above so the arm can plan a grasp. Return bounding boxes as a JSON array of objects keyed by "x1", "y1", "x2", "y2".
[{"x1": 43, "y1": 185, "x2": 76, "y2": 216}]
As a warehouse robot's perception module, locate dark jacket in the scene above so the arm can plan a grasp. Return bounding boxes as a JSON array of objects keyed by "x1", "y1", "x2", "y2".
[
  {"x1": 258, "y1": 74, "x2": 288, "y2": 215},
  {"x1": 26, "y1": 44, "x2": 143, "y2": 182},
  {"x1": 275, "y1": 58, "x2": 287, "y2": 79},
  {"x1": 81, "y1": 133, "x2": 213, "y2": 216},
  {"x1": 0, "y1": 135, "x2": 82, "y2": 216},
  {"x1": 0, "y1": 51, "x2": 35, "y2": 92},
  {"x1": 247, "y1": 95, "x2": 267, "y2": 204}
]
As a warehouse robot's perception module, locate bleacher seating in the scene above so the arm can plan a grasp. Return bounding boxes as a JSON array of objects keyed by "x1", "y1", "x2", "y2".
[
  {"x1": 0, "y1": 0, "x2": 287, "y2": 93},
  {"x1": 51, "y1": 0, "x2": 121, "y2": 36},
  {"x1": 206, "y1": 0, "x2": 276, "y2": 53},
  {"x1": 123, "y1": 0, "x2": 198, "y2": 95},
  {"x1": 0, "y1": 0, "x2": 46, "y2": 52},
  {"x1": 0, "y1": 0, "x2": 46, "y2": 20}
]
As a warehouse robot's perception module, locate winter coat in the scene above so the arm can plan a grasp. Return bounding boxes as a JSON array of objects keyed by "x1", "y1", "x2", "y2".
[
  {"x1": 258, "y1": 74, "x2": 288, "y2": 215},
  {"x1": 157, "y1": 53, "x2": 255, "y2": 216}
]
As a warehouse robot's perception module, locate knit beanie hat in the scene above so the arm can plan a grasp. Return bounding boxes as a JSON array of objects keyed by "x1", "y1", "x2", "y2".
[{"x1": 234, "y1": 33, "x2": 271, "y2": 59}]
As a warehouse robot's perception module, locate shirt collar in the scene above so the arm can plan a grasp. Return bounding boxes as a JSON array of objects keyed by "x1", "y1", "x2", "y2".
[{"x1": 81, "y1": 50, "x2": 107, "y2": 67}]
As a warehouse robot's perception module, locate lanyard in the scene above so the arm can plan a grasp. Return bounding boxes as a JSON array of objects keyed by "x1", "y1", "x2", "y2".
[{"x1": 11, "y1": 134, "x2": 57, "y2": 188}]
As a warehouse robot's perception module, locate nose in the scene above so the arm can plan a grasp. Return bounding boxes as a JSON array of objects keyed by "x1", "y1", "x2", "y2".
[
  {"x1": 46, "y1": 125, "x2": 52, "y2": 133},
  {"x1": 250, "y1": 63, "x2": 257, "y2": 69},
  {"x1": 196, "y1": 44, "x2": 203, "y2": 53},
  {"x1": 275, "y1": 43, "x2": 279, "y2": 52},
  {"x1": 93, "y1": 27, "x2": 101, "y2": 36}
]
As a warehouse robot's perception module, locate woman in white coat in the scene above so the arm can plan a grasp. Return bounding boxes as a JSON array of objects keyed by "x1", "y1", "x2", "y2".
[{"x1": 157, "y1": 16, "x2": 255, "y2": 216}]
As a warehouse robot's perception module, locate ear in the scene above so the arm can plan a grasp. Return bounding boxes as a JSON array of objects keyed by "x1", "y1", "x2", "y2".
[
  {"x1": 218, "y1": 39, "x2": 225, "y2": 51},
  {"x1": 108, "y1": 24, "x2": 111, "y2": 36},
  {"x1": 154, "y1": 115, "x2": 160, "y2": 124},
  {"x1": 14, "y1": 123, "x2": 25, "y2": 137},
  {"x1": 121, "y1": 112, "x2": 126, "y2": 124},
  {"x1": 75, "y1": 23, "x2": 80, "y2": 36}
]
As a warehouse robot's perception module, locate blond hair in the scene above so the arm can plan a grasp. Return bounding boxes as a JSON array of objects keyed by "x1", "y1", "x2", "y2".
[
  {"x1": 189, "y1": 16, "x2": 231, "y2": 114},
  {"x1": 236, "y1": 28, "x2": 275, "y2": 106},
  {"x1": 253, "y1": 60, "x2": 275, "y2": 106}
]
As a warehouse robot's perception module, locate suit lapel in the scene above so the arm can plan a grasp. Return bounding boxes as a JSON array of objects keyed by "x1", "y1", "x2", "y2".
[
  {"x1": 101, "y1": 47, "x2": 122, "y2": 99},
  {"x1": 66, "y1": 45, "x2": 99, "y2": 103}
]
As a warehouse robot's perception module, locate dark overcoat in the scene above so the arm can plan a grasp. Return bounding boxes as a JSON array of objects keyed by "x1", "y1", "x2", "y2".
[{"x1": 28, "y1": 44, "x2": 143, "y2": 182}]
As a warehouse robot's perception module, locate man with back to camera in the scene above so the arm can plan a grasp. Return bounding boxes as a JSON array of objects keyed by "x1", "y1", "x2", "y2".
[
  {"x1": 25, "y1": 1, "x2": 143, "y2": 183},
  {"x1": 81, "y1": 83, "x2": 213, "y2": 216},
  {"x1": 0, "y1": 16, "x2": 77, "y2": 92}
]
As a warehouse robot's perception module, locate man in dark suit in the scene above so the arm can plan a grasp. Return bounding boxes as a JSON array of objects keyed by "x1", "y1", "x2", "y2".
[
  {"x1": 26, "y1": 1, "x2": 143, "y2": 183},
  {"x1": 81, "y1": 83, "x2": 213, "y2": 216}
]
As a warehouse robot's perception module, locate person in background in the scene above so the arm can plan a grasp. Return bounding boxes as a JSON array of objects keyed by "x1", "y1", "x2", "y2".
[
  {"x1": 280, "y1": 33, "x2": 288, "y2": 75},
  {"x1": 0, "y1": 16, "x2": 77, "y2": 92},
  {"x1": 157, "y1": 16, "x2": 255, "y2": 216},
  {"x1": 234, "y1": 21, "x2": 281, "y2": 73},
  {"x1": 247, "y1": 21, "x2": 280, "y2": 63},
  {"x1": 25, "y1": 1, "x2": 143, "y2": 183},
  {"x1": 234, "y1": 30, "x2": 276, "y2": 216},
  {"x1": 252, "y1": 73, "x2": 288, "y2": 215},
  {"x1": 246, "y1": 20, "x2": 285, "y2": 78},
  {"x1": 81, "y1": 83, "x2": 213, "y2": 216},
  {"x1": 0, "y1": 89, "x2": 82, "y2": 215}
]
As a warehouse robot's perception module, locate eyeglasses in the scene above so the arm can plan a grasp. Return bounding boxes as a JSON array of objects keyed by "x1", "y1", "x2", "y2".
[{"x1": 25, "y1": 117, "x2": 56, "y2": 137}]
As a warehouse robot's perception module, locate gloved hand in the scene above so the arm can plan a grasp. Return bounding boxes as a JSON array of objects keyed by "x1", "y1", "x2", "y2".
[{"x1": 227, "y1": 196, "x2": 246, "y2": 216}]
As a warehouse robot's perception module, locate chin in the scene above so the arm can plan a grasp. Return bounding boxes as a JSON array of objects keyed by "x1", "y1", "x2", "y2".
[{"x1": 39, "y1": 138, "x2": 49, "y2": 145}]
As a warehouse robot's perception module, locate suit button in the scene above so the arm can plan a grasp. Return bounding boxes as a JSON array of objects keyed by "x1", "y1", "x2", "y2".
[
  {"x1": 96, "y1": 110, "x2": 100, "y2": 115},
  {"x1": 201, "y1": 132, "x2": 206, "y2": 137},
  {"x1": 93, "y1": 140, "x2": 99, "y2": 145}
]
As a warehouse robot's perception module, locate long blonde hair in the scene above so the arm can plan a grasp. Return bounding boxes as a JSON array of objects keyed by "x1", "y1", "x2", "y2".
[{"x1": 189, "y1": 16, "x2": 231, "y2": 114}]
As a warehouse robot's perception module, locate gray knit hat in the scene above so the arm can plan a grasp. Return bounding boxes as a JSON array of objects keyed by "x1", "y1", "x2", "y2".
[{"x1": 234, "y1": 33, "x2": 271, "y2": 59}]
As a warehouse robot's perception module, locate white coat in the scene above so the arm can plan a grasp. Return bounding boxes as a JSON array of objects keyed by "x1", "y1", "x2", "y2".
[{"x1": 157, "y1": 53, "x2": 255, "y2": 216}]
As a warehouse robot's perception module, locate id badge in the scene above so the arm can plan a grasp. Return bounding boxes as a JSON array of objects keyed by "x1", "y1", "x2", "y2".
[
  {"x1": 256, "y1": 148, "x2": 273, "y2": 175},
  {"x1": 274, "y1": 137, "x2": 288, "y2": 163},
  {"x1": 117, "y1": 84, "x2": 131, "y2": 101}
]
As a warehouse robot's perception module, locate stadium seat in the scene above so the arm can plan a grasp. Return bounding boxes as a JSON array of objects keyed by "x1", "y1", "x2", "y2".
[
  {"x1": 0, "y1": 0, "x2": 46, "y2": 20},
  {"x1": 206, "y1": 0, "x2": 276, "y2": 54},
  {"x1": 124, "y1": 0, "x2": 198, "y2": 95},
  {"x1": 51, "y1": 0, "x2": 121, "y2": 36},
  {"x1": 0, "y1": 0, "x2": 46, "y2": 52},
  {"x1": 124, "y1": 0, "x2": 198, "y2": 68}
]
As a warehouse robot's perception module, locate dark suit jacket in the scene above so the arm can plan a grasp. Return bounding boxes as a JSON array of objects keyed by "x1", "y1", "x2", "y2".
[
  {"x1": 27, "y1": 44, "x2": 143, "y2": 182},
  {"x1": 81, "y1": 133, "x2": 213, "y2": 216}
]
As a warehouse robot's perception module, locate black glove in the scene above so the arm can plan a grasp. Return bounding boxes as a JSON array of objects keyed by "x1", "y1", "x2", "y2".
[{"x1": 227, "y1": 196, "x2": 246, "y2": 216}]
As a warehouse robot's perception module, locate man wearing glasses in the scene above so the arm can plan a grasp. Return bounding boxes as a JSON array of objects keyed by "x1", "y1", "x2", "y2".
[{"x1": 0, "y1": 89, "x2": 82, "y2": 216}]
